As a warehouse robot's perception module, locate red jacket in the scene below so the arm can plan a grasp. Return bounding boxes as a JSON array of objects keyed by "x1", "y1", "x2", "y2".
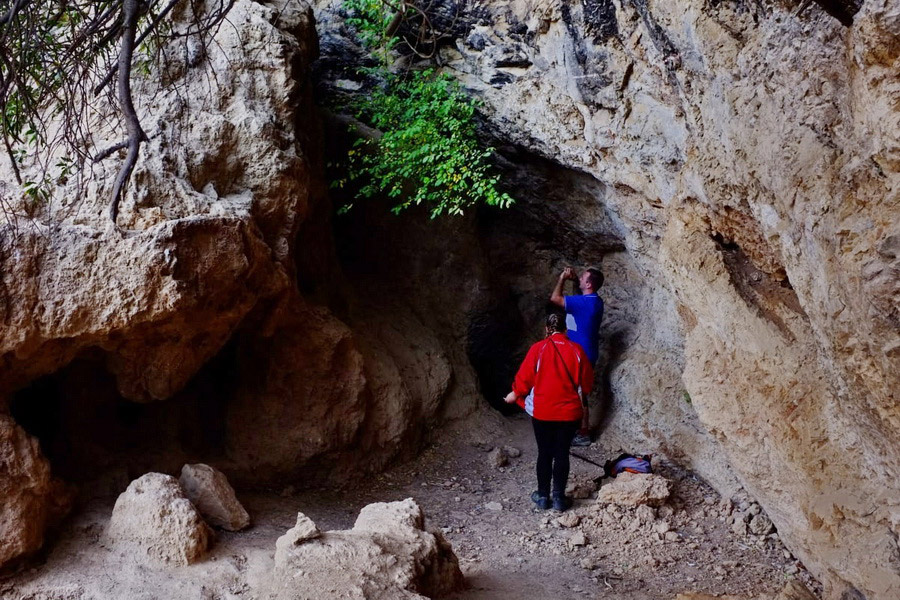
[{"x1": 512, "y1": 333, "x2": 593, "y2": 421}]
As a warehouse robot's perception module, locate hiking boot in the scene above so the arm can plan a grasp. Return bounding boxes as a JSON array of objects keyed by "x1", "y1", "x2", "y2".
[
  {"x1": 531, "y1": 491, "x2": 551, "y2": 510},
  {"x1": 571, "y1": 433, "x2": 592, "y2": 447},
  {"x1": 551, "y1": 493, "x2": 572, "y2": 512}
]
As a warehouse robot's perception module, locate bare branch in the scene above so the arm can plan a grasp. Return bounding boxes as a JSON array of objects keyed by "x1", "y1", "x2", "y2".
[
  {"x1": 93, "y1": 140, "x2": 129, "y2": 163},
  {"x1": 108, "y1": 0, "x2": 148, "y2": 227},
  {"x1": 94, "y1": 0, "x2": 182, "y2": 96}
]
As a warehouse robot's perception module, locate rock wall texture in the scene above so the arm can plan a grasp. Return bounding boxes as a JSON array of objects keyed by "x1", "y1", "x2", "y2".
[
  {"x1": 311, "y1": 1, "x2": 900, "y2": 598},
  {"x1": 0, "y1": 0, "x2": 480, "y2": 568},
  {"x1": 0, "y1": 415, "x2": 71, "y2": 571},
  {"x1": 0, "y1": 0, "x2": 896, "y2": 598}
]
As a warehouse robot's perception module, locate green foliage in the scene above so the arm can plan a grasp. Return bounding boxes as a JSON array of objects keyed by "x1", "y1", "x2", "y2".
[
  {"x1": 340, "y1": 0, "x2": 513, "y2": 218},
  {"x1": 343, "y1": 0, "x2": 398, "y2": 63}
]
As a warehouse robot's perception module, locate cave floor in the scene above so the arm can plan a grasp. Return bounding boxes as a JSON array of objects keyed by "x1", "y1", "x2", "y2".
[{"x1": 2, "y1": 413, "x2": 820, "y2": 600}]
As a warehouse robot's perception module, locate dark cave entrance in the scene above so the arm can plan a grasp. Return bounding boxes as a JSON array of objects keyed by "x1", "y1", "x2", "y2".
[
  {"x1": 9, "y1": 344, "x2": 237, "y2": 496},
  {"x1": 318, "y1": 105, "x2": 635, "y2": 420}
]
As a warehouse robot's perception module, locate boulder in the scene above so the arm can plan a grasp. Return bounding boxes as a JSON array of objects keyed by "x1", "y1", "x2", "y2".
[
  {"x1": 108, "y1": 473, "x2": 211, "y2": 566},
  {"x1": 0, "y1": 415, "x2": 72, "y2": 569},
  {"x1": 596, "y1": 472, "x2": 672, "y2": 507},
  {"x1": 270, "y1": 498, "x2": 463, "y2": 599},
  {"x1": 178, "y1": 464, "x2": 249, "y2": 531}
]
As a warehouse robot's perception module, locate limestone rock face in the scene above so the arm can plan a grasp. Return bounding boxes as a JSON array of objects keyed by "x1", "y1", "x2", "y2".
[
  {"x1": 0, "y1": 415, "x2": 71, "y2": 569},
  {"x1": 271, "y1": 499, "x2": 463, "y2": 600},
  {"x1": 597, "y1": 472, "x2": 673, "y2": 507},
  {"x1": 107, "y1": 473, "x2": 211, "y2": 566},
  {"x1": 178, "y1": 464, "x2": 249, "y2": 531},
  {"x1": 0, "y1": 0, "x2": 315, "y2": 403},
  {"x1": 311, "y1": 1, "x2": 900, "y2": 597}
]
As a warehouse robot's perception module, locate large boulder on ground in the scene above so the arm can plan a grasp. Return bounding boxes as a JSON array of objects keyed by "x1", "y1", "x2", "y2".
[
  {"x1": 597, "y1": 472, "x2": 673, "y2": 507},
  {"x1": 108, "y1": 473, "x2": 211, "y2": 566},
  {"x1": 178, "y1": 463, "x2": 249, "y2": 531},
  {"x1": 0, "y1": 415, "x2": 71, "y2": 570},
  {"x1": 270, "y1": 498, "x2": 463, "y2": 600}
]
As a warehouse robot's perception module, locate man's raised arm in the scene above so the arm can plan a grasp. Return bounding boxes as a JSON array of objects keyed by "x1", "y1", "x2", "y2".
[{"x1": 550, "y1": 267, "x2": 573, "y2": 308}]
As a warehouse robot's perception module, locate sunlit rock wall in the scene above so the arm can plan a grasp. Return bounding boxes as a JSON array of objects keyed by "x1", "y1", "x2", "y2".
[{"x1": 312, "y1": 0, "x2": 900, "y2": 597}]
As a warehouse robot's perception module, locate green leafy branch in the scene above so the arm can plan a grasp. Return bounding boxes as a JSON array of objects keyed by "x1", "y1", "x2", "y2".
[{"x1": 339, "y1": 0, "x2": 513, "y2": 218}]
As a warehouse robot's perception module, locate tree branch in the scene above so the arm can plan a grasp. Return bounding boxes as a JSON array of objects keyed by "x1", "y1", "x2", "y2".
[
  {"x1": 108, "y1": 0, "x2": 148, "y2": 227},
  {"x1": 94, "y1": 0, "x2": 182, "y2": 96}
]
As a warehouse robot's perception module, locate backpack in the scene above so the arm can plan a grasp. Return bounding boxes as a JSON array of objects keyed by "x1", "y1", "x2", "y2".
[{"x1": 603, "y1": 453, "x2": 653, "y2": 478}]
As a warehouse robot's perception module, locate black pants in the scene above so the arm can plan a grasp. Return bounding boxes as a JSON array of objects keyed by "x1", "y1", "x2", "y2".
[{"x1": 531, "y1": 418, "x2": 580, "y2": 496}]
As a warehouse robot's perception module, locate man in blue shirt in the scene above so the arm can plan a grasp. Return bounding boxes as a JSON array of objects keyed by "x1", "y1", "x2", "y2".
[{"x1": 550, "y1": 266, "x2": 604, "y2": 446}]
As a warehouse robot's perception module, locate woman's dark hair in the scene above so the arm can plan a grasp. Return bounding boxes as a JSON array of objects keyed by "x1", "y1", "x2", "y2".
[{"x1": 546, "y1": 312, "x2": 566, "y2": 333}]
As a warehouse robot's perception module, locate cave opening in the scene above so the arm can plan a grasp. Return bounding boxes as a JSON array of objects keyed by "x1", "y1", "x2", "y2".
[
  {"x1": 9, "y1": 343, "x2": 238, "y2": 497},
  {"x1": 318, "y1": 104, "x2": 643, "y2": 426}
]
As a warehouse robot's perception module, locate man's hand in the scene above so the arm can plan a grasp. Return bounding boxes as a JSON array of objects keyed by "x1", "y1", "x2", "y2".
[
  {"x1": 504, "y1": 391, "x2": 518, "y2": 404},
  {"x1": 551, "y1": 267, "x2": 573, "y2": 308}
]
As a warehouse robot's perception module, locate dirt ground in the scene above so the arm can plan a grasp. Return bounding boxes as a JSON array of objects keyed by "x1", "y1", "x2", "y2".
[{"x1": 1, "y1": 412, "x2": 821, "y2": 600}]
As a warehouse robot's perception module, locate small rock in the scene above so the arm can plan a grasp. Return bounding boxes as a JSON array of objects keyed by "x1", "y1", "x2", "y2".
[
  {"x1": 775, "y1": 580, "x2": 818, "y2": 600},
  {"x1": 636, "y1": 504, "x2": 656, "y2": 524},
  {"x1": 502, "y1": 446, "x2": 521, "y2": 458},
  {"x1": 713, "y1": 565, "x2": 727, "y2": 576},
  {"x1": 654, "y1": 521, "x2": 671, "y2": 534},
  {"x1": 487, "y1": 448, "x2": 509, "y2": 468},
  {"x1": 664, "y1": 531, "x2": 680, "y2": 542},
  {"x1": 179, "y1": 464, "x2": 250, "y2": 531},
  {"x1": 579, "y1": 557, "x2": 599, "y2": 570},
  {"x1": 749, "y1": 513, "x2": 775, "y2": 536},
  {"x1": 275, "y1": 513, "x2": 320, "y2": 554},
  {"x1": 658, "y1": 505, "x2": 675, "y2": 518},
  {"x1": 732, "y1": 520, "x2": 748, "y2": 536},
  {"x1": 720, "y1": 498, "x2": 734, "y2": 515},
  {"x1": 567, "y1": 532, "x2": 587, "y2": 549},
  {"x1": 570, "y1": 481, "x2": 598, "y2": 499},
  {"x1": 556, "y1": 513, "x2": 581, "y2": 528},
  {"x1": 485, "y1": 501, "x2": 503, "y2": 511}
]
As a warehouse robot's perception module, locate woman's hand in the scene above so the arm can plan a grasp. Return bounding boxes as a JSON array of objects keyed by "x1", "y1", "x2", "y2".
[{"x1": 504, "y1": 391, "x2": 518, "y2": 404}]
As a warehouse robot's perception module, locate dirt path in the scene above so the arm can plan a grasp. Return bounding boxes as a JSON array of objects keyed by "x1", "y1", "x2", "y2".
[{"x1": 2, "y1": 412, "x2": 820, "y2": 600}]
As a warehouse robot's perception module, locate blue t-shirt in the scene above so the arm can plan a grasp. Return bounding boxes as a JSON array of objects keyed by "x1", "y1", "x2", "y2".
[{"x1": 564, "y1": 293, "x2": 603, "y2": 364}]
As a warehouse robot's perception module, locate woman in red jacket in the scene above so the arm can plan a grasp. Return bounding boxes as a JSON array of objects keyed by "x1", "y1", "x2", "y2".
[{"x1": 505, "y1": 313, "x2": 594, "y2": 511}]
